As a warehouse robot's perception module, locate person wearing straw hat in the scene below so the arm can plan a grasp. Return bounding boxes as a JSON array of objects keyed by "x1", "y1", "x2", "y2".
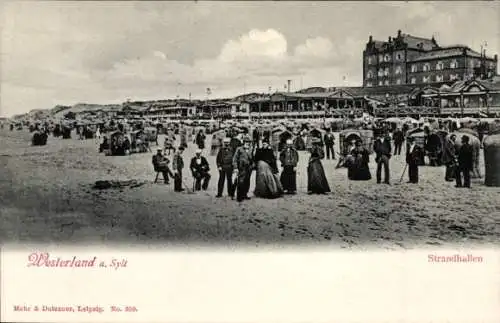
[
  {"x1": 279, "y1": 139, "x2": 299, "y2": 194},
  {"x1": 307, "y1": 137, "x2": 331, "y2": 194},
  {"x1": 216, "y1": 138, "x2": 235, "y2": 198}
]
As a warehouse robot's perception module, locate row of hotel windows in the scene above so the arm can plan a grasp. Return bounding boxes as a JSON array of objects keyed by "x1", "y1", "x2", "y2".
[
  {"x1": 411, "y1": 60, "x2": 460, "y2": 72},
  {"x1": 409, "y1": 59, "x2": 492, "y2": 73},
  {"x1": 367, "y1": 53, "x2": 404, "y2": 64},
  {"x1": 366, "y1": 74, "x2": 462, "y2": 87},
  {"x1": 369, "y1": 57, "x2": 495, "y2": 71},
  {"x1": 367, "y1": 60, "x2": 465, "y2": 78},
  {"x1": 367, "y1": 62, "x2": 496, "y2": 79}
]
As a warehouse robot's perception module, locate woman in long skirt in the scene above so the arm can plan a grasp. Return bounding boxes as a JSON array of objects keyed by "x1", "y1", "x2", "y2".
[
  {"x1": 349, "y1": 140, "x2": 372, "y2": 181},
  {"x1": 307, "y1": 138, "x2": 331, "y2": 194},
  {"x1": 254, "y1": 141, "x2": 283, "y2": 198}
]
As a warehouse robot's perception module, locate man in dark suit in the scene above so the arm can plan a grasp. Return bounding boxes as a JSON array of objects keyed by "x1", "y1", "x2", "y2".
[
  {"x1": 190, "y1": 149, "x2": 211, "y2": 191},
  {"x1": 374, "y1": 133, "x2": 392, "y2": 184},
  {"x1": 323, "y1": 129, "x2": 335, "y2": 160},
  {"x1": 216, "y1": 138, "x2": 235, "y2": 198},
  {"x1": 406, "y1": 137, "x2": 420, "y2": 183},
  {"x1": 456, "y1": 135, "x2": 473, "y2": 188},
  {"x1": 393, "y1": 128, "x2": 404, "y2": 155},
  {"x1": 232, "y1": 137, "x2": 254, "y2": 202}
]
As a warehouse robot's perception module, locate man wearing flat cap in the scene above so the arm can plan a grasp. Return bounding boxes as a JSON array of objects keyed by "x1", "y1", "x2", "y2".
[
  {"x1": 279, "y1": 139, "x2": 299, "y2": 194},
  {"x1": 216, "y1": 137, "x2": 235, "y2": 198},
  {"x1": 232, "y1": 136, "x2": 254, "y2": 202},
  {"x1": 190, "y1": 149, "x2": 211, "y2": 191}
]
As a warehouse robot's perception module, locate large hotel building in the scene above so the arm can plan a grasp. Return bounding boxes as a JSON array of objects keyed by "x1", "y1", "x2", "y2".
[{"x1": 363, "y1": 30, "x2": 498, "y2": 87}]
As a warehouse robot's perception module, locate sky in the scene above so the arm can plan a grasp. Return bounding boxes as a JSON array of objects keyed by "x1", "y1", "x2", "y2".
[{"x1": 1, "y1": 1, "x2": 499, "y2": 117}]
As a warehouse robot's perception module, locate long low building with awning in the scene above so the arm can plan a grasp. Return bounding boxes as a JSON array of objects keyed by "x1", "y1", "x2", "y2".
[{"x1": 236, "y1": 90, "x2": 368, "y2": 119}]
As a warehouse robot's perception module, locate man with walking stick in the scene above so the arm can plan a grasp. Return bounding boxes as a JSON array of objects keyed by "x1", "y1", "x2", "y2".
[{"x1": 405, "y1": 137, "x2": 420, "y2": 184}]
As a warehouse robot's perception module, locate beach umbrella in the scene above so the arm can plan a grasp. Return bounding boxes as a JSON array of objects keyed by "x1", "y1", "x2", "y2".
[
  {"x1": 384, "y1": 117, "x2": 401, "y2": 123},
  {"x1": 460, "y1": 117, "x2": 479, "y2": 123},
  {"x1": 401, "y1": 117, "x2": 419, "y2": 124}
]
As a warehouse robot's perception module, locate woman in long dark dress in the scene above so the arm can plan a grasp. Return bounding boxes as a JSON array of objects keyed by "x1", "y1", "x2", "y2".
[
  {"x1": 349, "y1": 140, "x2": 371, "y2": 181},
  {"x1": 254, "y1": 141, "x2": 284, "y2": 198},
  {"x1": 307, "y1": 138, "x2": 331, "y2": 194}
]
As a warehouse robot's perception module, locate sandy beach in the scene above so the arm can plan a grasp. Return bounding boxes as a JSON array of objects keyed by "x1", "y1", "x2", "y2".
[{"x1": 1, "y1": 129, "x2": 499, "y2": 249}]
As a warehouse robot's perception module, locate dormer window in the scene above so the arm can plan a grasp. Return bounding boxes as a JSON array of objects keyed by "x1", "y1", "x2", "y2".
[
  {"x1": 450, "y1": 60, "x2": 458, "y2": 68},
  {"x1": 411, "y1": 64, "x2": 418, "y2": 73},
  {"x1": 423, "y1": 63, "x2": 430, "y2": 72},
  {"x1": 436, "y1": 61, "x2": 444, "y2": 70}
]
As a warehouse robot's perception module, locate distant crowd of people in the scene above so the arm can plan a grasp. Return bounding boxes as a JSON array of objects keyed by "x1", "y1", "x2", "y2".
[{"x1": 151, "y1": 124, "x2": 477, "y2": 203}]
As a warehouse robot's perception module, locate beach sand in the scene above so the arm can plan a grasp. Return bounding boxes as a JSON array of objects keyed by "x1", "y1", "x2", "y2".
[{"x1": 1, "y1": 129, "x2": 499, "y2": 249}]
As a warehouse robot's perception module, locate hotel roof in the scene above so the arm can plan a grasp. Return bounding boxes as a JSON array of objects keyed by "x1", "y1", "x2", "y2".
[{"x1": 409, "y1": 47, "x2": 494, "y2": 62}]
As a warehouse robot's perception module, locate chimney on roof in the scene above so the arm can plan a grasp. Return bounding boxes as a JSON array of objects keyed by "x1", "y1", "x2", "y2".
[
  {"x1": 397, "y1": 30, "x2": 401, "y2": 37},
  {"x1": 369, "y1": 35, "x2": 373, "y2": 43},
  {"x1": 495, "y1": 54, "x2": 498, "y2": 61},
  {"x1": 388, "y1": 36, "x2": 392, "y2": 43}
]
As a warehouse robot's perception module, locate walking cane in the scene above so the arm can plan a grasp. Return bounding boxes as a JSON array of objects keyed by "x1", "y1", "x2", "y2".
[{"x1": 399, "y1": 163, "x2": 408, "y2": 184}]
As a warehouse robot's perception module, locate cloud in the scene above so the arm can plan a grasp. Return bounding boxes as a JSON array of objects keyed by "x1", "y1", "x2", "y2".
[
  {"x1": 1, "y1": 2, "x2": 498, "y2": 117},
  {"x1": 294, "y1": 37, "x2": 334, "y2": 59},
  {"x1": 218, "y1": 29, "x2": 288, "y2": 63},
  {"x1": 105, "y1": 28, "x2": 344, "y2": 92}
]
